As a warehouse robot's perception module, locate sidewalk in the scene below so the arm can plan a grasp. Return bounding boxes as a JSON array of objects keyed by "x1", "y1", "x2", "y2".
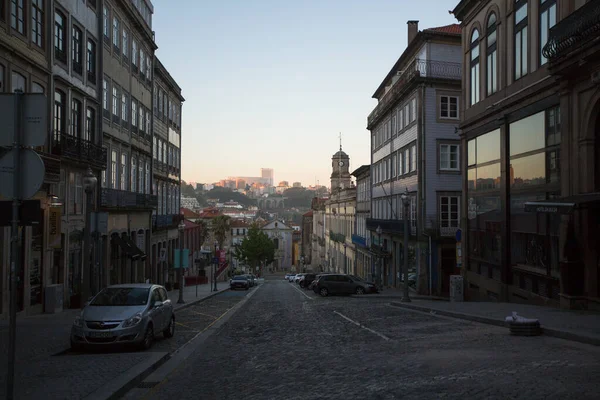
[
  {"x1": 390, "y1": 299, "x2": 600, "y2": 346},
  {"x1": 352, "y1": 283, "x2": 449, "y2": 301}
]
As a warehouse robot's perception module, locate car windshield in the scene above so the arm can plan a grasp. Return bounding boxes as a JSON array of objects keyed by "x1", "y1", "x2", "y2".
[
  {"x1": 233, "y1": 276, "x2": 247, "y2": 280},
  {"x1": 90, "y1": 287, "x2": 150, "y2": 306}
]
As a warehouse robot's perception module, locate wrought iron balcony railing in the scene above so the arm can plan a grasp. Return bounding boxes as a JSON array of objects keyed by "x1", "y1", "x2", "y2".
[
  {"x1": 100, "y1": 188, "x2": 158, "y2": 209},
  {"x1": 329, "y1": 232, "x2": 346, "y2": 243},
  {"x1": 366, "y1": 217, "x2": 416, "y2": 236},
  {"x1": 367, "y1": 58, "x2": 462, "y2": 128},
  {"x1": 422, "y1": 214, "x2": 460, "y2": 238},
  {"x1": 542, "y1": 1, "x2": 600, "y2": 60},
  {"x1": 152, "y1": 213, "x2": 183, "y2": 231},
  {"x1": 52, "y1": 131, "x2": 107, "y2": 169}
]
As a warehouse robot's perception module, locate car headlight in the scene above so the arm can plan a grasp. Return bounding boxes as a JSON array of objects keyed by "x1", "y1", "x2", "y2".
[
  {"x1": 73, "y1": 315, "x2": 83, "y2": 327},
  {"x1": 122, "y1": 312, "x2": 143, "y2": 328}
]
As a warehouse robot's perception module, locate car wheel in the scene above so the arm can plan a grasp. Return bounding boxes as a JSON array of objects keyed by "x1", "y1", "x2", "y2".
[
  {"x1": 355, "y1": 287, "x2": 365, "y2": 295},
  {"x1": 139, "y1": 324, "x2": 154, "y2": 350},
  {"x1": 319, "y1": 287, "x2": 329, "y2": 297},
  {"x1": 163, "y1": 315, "x2": 175, "y2": 338}
]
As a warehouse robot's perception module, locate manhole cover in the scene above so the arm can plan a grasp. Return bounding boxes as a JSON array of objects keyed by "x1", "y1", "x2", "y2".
[{"x1": 137, "y1": 381, "x2": 160, "y2": 388}]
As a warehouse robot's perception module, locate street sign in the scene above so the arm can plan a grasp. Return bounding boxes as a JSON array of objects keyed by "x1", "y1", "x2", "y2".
[
  {"x1": 456, "y1": 242, "x2": 462, "y2": 268},
  {"x1": 159, "y1": 248, "x2": 167, "y2": 262},
  {"x1": 174, "y1": 249, "x2": 189, "y2": 268},
  {"x1": 0, "y1": 93, "x2": 47, "y2": 147},
  {"x1": 455, "y1": 228, "x2": 462, "y2": 242},
  {"x1": 0, "y1": 148, "x2": 45, "y2": 199},
  {"x1": 212, "y1": 257, "x2": 219, "y2": 264}
]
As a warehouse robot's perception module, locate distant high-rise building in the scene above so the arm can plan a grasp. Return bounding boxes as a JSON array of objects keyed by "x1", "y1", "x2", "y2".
[
  {"x1": 293, "y1": 182, "x2": 302, "y2": 188},
  {"x1": 261, "y1": 168, "x2": 274, "y2": 186}
]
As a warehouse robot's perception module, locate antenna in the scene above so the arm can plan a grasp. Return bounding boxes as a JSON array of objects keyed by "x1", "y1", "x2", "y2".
[{"x1": 339, "y1": 132, "x2": 342, "y2": 151}]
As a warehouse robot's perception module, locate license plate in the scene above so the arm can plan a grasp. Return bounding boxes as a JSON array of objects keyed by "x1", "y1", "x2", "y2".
[{"x1": 89, "y1": 331, "x2": 113, "y2": 338}]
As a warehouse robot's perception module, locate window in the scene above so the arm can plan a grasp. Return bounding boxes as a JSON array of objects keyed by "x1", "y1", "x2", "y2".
[
  {"x1": 145, "y1": 161, "x2": 150, "y2": 194},
  {"x1": 440, "y1": 196, "x2": 460, "y2": 232},
  {"x1": 102, "y1": 78, "x2": 108, "y2": 111},
  {"x1": 131, "y1": 156, "x2": 137, "y2": 192},
  {"x1": 111, "y1": 150, "x2": 117, "y2": 189},
  {"x1": 121, "y1": 92, "x2": 128, "y2": 122},
  {"x1": 410, "y1": 98, "x2": 416, "y2": 122},
  {"x1": 410, "y1": 145, "x2": 417, "y2": 172},
  {"x1": 71, "y1": 98, "x2": 81, "y2": 137},
  {"x1": 72, "y1": 26, "x2": 83, "y2": 74},
  {"x1": 145, "y1": 110, "x2": 151, "y2": 134},
  {"x1": 54, "y1": 90, "x2": 66, "y2": 135},
  {"x1": 11, "y1": 0, "x2": 25, "y2": 35},
  {"x1": 131, "y1": 99, "x2": 137, "y2": 127},
  {"x1": 140, "y1": 47, "x2": 145, "y2": 76},
  {"x1": 86, "y1": 39, "x2": 96, "y2": 83},
  {"x1": 139, "y1": 106, "x2": 144, "y2": 133},
  {"x1": 101, "y1": 148, "x2": 107, "y2": 187},
  {"x1": 153, "y1": 136, "x2": 157, "y2": 159},
  {"x1": 153, "y1": 84, "x2": 158, "y2": 113},
  {"x1": 32, "y1": 82, "x2": 43, "y2": 93},
  {"x1": 146, "y1": 54, "x2": 151, "y2": 79},
  {"x1": 112, "y1": 86, "x2": 118, "y2": 117},
  {"x1": 11, "y1": 71, "x2": 25, "y2": 92},
  {"x1": 440, "y1": 96, "x2": 459, "y2": 119},
  {"x1": 404, "y1": 148, "x2": 409, "y2": 174},
  {"x1": 539, "y1": 0, "x2": 556, "y2": 66},
  {"x1": 112, "y1": 17, "x2": 119, "y2": 49},
  {"x1": 102, "y1": 5, "x2": 109, "y2": 39},
  {"x1": 397, "y1": 107, "x2": 403, "y2": 131},
  {"x1": 470, "y1": 29, "x2": 480, "y2": 105},
  {"x1": 84, "y1": 107, "x2": 94, "y2": 142},
  {"x1": 487, "y1": 13, "x2": 498, "y2": 95},
  {"x1": 138, "y1": 158, "x2": 143, "y2": 193},
  {"x1": 75, "y1": 173, "x2": 83, "y2": 215},
  {"x1": 132, "y1": 39, "x2": 137, "y2": 67},
  {"x1": 122, "y1": 29, "x2": 128, "y2": 58},
  {"x1": 515, "y1": 0, "x2": 528, "y2": 80},
  {"x1": 31, "y1": 0, "x2": 44, "y2": 47},
  {"x1": 120, "y1": 153, "x2": 127, "y2": 190},
  {"x1": 54, "y1": 11, "x2": 66, "y2": 62},
  {"x1": 440, "y1": 144, "x2": 460, "y2": 171}
]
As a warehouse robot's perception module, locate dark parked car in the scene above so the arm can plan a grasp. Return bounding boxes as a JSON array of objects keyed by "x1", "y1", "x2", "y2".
[
  {"x1": 230, "y1": 275, "x2": 250, "y2": 290},
  {"x1": 299, "y1": 273, "x2": 317, "y2": 289},
  {"x1": 312, "y1": 274, "x2": 378, "y2": 297}
]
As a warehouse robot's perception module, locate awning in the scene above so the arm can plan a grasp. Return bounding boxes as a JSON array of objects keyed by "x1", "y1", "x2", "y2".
[
  {"x1": 524, "y1": 192, "x2": 600, "y2": 215},
  {"x1": 115, "y1": 236, "x2": 147, "y2": 261}
]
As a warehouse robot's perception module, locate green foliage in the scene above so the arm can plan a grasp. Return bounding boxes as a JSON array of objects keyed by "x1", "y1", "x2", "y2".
[
  {"x1": 207, "y1": 187, "x2": 256, "y2": 207},
  {"x1": 233, "y1": 225, "x2": 275, "y2": 270},
  {"x1": 282, "y1": 187, "x2": 314, "y2": 208},
  {"x1": 211, "y1": 215, "x2": 231, "y2": 249}
]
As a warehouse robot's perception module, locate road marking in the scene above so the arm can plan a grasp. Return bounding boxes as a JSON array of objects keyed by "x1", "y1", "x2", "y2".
[
  {"x1": 175, "y1": 321, "x2": 196, "y2": 330},
  {"x1": 333, "y1": 310, "x2": 390, "y2": 341},
  {"x1": 187, "y1": 310, "x2": 218, "y2": 319},
  {"x1": 290, "y1": 281, "x2": 314, "y2": 300}
]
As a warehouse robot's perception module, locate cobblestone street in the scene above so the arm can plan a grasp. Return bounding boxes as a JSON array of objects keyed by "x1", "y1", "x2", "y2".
[
  {"x1": 138, "y1": 277, "x2": 600, "y2": 400},
  {"x1": 0, "y1": 288, "x2": 249, "y2": 400}
]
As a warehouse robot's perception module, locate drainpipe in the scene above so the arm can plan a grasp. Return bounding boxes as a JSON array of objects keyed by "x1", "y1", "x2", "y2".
[{"x1": 418, "y1": 83, "x2": 427, "y2": 290}]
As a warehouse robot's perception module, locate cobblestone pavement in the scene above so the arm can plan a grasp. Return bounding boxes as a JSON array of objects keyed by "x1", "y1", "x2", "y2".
[
  {"x1": 141, "y1": 278, "x2": 600, "y2": 400},
  {"x1": 0, "y1": 288, "x2": 250, "y2": 400}
]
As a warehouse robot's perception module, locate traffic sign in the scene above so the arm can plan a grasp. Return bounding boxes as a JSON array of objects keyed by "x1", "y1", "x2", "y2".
[
  {"x1": 455, "y1": 228, "x2": 462, "y2": 242},
  {"x1": 0, "y1": 148, "x2": 45, "y2": 199},
  {"x1": 0, "y1": 93, "x2": 47, "y2": 147}
]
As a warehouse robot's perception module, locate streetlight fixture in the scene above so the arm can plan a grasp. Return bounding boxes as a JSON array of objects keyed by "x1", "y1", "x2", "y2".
[
  {"x1": 343, "y1": 242, "x2": 348, "y2": 274},
  {"x1": 400, "y1": 188, "x2": 411, "y2": 303},
  {"x1": 82, "y1": 166, "x2": 97, "y2": 303},
  {"x1": 213, "y1": 240, "x2": 219, "y2": 291},
  {"x1": 177, "y1": 218, "x2": 186, "y2": 304}
]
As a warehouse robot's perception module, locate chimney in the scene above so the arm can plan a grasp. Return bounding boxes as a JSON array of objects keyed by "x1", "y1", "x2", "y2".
[{"x1": 407, "y1": 20, "x2": 419, "y2": 45}]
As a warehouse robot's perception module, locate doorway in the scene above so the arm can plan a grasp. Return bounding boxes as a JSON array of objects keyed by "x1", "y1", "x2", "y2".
[{"x1": 441, "y1": 248, "x2": 457, "y2": 296}]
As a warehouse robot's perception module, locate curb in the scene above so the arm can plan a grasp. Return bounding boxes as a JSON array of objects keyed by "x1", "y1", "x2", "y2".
[
  {"x1": 389, "y1": 302, "x2": 600, "y2": 346},
  {"x1": 351, "y1": 294, "x2": 449, "y2": 301},
  {"x1": 173, "y1": 287, "x2": 230, "y2": 312}
]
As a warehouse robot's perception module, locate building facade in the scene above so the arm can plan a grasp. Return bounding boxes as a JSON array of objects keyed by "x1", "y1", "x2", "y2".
[
  {"x1": 261, "y1": 220, "x2": 293, "y2": 271},
  {"x1": 311, "y1": 197, "x2": 327, "y2": 272},
  {"x1": 366, "y1": 21, "x2": 463, "y2": 294},
  {"x1": 351, "y1": 165, "x2": 372, "y2": 280},
  {"x1": 325, "y1": 147, "x2": 356, "y2": 275},
  {"x1": 453, "y1": 0, "x2": 600, "y2": 310},
  {"x1": 150, "y1": 56, "x2": 183, "y2": 287},
  {"x1": 301, "y1": 210, "x2": 313, "y2": 269}
]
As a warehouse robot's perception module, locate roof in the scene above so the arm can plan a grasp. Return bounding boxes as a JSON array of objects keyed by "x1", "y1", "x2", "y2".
[
  {"x1": 197, "y1": 207, "x2": 223, "y2": 219},
  {"x1": 303, "y1": 210, "x2": 313, "y2": 217},
  {"x1": 423, "y1": 24, "x2": 461, "y2": 35},
  {"x1": 333, "y1": 149, "x2": 349, "y2": 158},
  {"x1": 372, "y1": 22, "x2": 461, "y2": 99},
  {"x1": 180, "y1": 207, "x2": 200, "y2": 218},
  {"x1": 230, "y1": 219, "x2": 250, "y2": 228},
  {"x1": 183, "y1": 219, "x2": 199, "y2": 229},
  {"x1": 351, "y1": 165, "x2": 371, "y2": 178}
]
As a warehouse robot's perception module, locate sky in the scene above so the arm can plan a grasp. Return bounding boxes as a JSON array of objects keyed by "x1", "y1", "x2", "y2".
[{"x1": 152, "y1": 0, "x2": 460, "y2": 188}]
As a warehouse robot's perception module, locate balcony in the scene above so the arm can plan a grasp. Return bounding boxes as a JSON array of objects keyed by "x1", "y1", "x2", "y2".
[
  {"x1": 100, "y1": 188, "x2": 158, "y2": 210},
  {"x1": 39, "y1": 152, "x2": 61, "y2": 183},
  {"x1": 367, "y1": 59, "x2": 462, "y2": 129},
  {"x1": 52, "y1": 131, "x2": 107, "y2": 170},
  {"x1": 152, "y1": 213, "x2": 183, "y2": 232},
  {"x1": 423, "y1": 214, "x2": 460, "y2": 239},
  {"x1": 542, "y1": 1, "x2": 600, "y2": 61},
  {"x1": 351, "y1": 234, "x2": 367, "y2": 248},
  {"x1": 329, "y1": 232, "x2": 345, "y2": 243}
]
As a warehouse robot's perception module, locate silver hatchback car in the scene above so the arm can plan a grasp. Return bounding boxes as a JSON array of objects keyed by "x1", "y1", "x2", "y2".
[{"x1": 70, "y1": 283, "x2": 175, "y2": 350}]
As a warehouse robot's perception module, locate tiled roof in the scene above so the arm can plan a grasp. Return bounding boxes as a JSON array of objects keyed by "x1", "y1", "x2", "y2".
[
  {"x1": 303, "y1": 210, "x2": 313, "y2": 217},
  {"x1": 423, "y1": 24, "x2": 461, "y2": 35},
  {"x1": 180, "y1": 207, "x2": 200, "y2": 218},
  {"x1": 230, "y1": 219, "x2": 250, "y2": 228},
  {"x1": 183, "y1": 219, "x2": 199, "y2": 229}
]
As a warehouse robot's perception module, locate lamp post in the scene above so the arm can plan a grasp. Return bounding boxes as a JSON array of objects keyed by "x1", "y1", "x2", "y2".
[
  {"x1": 177, "y1": 218, "x2": 186, "y2": 304},
  {"x1": 213, "y1": 240, "x2": 219, "y2": 291},
  {"x1": 376, "y1": 225, "x2": 382, "y2": 288},
  {"x1": 343, "y1": 242, "x2": 348, "y2": 274},
  {"x1": 82, "y1": 166, "x2": 97, "y2": 304},
  {"x1": 400, "y1": 188, "x2": 411, "y2": 303}
]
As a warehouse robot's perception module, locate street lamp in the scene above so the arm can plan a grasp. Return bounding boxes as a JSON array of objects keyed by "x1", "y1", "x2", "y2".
[
  {"x1": 177, "y1": 218, "x2": 185, "y2": 304},
  {"x1": 82, "y1": 166, "x2": 97, "y2": 303},
  {"x1": 343, "y1": 242, "x2": 348, "y2": 274},
  {"x1": 400, "y1": 188, "x2": 411, "y2": 303},
  {"x1": 213, "y1": 240, "x2": 219, "y2": 291}
]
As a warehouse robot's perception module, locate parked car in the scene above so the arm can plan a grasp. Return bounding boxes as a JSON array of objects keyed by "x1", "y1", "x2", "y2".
[
  {"x1": 285, "y1": 273, "x2": 294, "y2": 280},
  {"x1": 288, "y1": 274, "x2": 297, "y2": 282},
  {"x1": 230, "y1": 275, "x2": 250, "y2": 290},
  {"x1": 70, "y1": 284, "x2": 175, "y2": 351},
  {"x1": 299, "y1": 273, "x2": 317, "y2": 289},
  {"x1": 312, "y1": 274, "x2": 378, "y2": 297},
  {"x1": 308, "y1": 274, "x2": 327, "y2": 290},
  {"x1": 243, "y1": 274, "x2": 255, "y2": 287},
  {"x1": 248, "y1": 274, "x2": 258, "y2": 286},
  {"x1": 294, "y1": 273, "x2": 306, "y2": 283}
]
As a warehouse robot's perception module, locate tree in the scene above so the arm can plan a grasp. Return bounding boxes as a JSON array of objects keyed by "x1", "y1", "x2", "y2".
[
  {"x1": 196, "y1": 219, "x2": 209, "y2": 248},
  {"x1": 233, "y1": 225, "x2": 275, "y2": 276},
  {"x1": 211, "y1": 215, "x2": 231, "y2": 249},
  {"x1": 207, "y1": 187, "x2": 256, "y2": 207}
]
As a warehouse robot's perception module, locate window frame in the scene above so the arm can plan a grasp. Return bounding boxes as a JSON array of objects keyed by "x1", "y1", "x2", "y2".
[
  {"x1": 85, "y1": 106, "x2": 95, "y2": 142},
  {"x1": 54, "y1": 10, "x2": 67, "y2": 63},
  {"x1": 440, "y1": 95, "x2": 459, "y2": 119},
  {"x1": 11, "y1": 0, "x2": 26, "y2": 35},
  {"x1": 514, "y1": 0, "x2": 529, "y2": 81},
  {"x1": 486, "y1": 13, "x2": 498, "y2": 96},
  {"x1": 470, "y1": 28, "x2": 480, "y2": 106},
  {"x1": 102, "y1": 5, "x2": 109, "y2": 41},
  {"x1": 539, "y1": 0, "x2": 556, "y2": 66},
  {"x1": 86, "y1": 39, "x2": 96, "y2": 84},
  {"x1": 112, "y1": 16, "x2": 120, "y2": 51},
  {"x1": 71, "y1": 98, "x2": 82, "y2": 138},
  {"x1": 439, "y1": 142, "x2": 461, "y2": 172},
  {"x1": 31, "y1": 0, "x2": 44, "y2": 48},
  {"x1": 72, "y1": 25, "x2": 83, "y2": 75},
  {"x1": 439, "y1": 194, "x2": 461, "y2": 232},
  {"x1": 54, "y1": 89, "x2": 66, "y2": 136}
]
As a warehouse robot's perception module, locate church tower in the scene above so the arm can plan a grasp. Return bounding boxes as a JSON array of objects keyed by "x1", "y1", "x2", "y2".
[{"x1": 330, "y1": 138, "x2": 352, "y2": 193}]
